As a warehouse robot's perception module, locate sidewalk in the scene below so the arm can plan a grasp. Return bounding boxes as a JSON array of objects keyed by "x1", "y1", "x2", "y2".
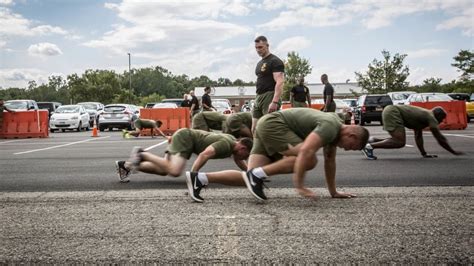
[{"x1": 1, "y1": 187, "x2": 472, "y2": 264}]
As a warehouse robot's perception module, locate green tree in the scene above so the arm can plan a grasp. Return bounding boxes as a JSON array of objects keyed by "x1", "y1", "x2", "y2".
[
  {"x1": 139, "y1": 93, "x2": 165, "y2": 107},
  {"x1": 355, "y1": 50, "x2": 410, "y2": 94},
  {"x1": 68, "y1": 70, "x2": 122, "y2": 104},
  {"x1": 283, "y1": 51, "x2": 312, "y2": 100},
  {"x1": 452, "y1": 49, "x2": 473, "y2": 81}
]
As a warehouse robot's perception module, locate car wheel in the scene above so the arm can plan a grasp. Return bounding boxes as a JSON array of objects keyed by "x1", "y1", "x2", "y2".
[
  {"x1": 77, "y1": 122, "x2": 82, "y2": 132},
  {"x1": 99, "y1": 126, "x2": 105, "y2": 132},
  {"x1": 61, "y1": 129, "x2": 66, "y2": 132},
  {"x1": 467, "y1": 115, "x2": 471, "y2": 123},
  {"x1": 85, "y1": 124, "x2": 90, "y2": 131},
  {"x1": 360, "y1": 117, "x2": 365, "y2": 126},
  {"x1": 50, "y1": 129, "x2": 55, "y2": 133}
]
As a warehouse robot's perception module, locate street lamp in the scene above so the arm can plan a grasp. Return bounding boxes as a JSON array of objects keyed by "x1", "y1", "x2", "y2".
[{"x1": 128, "y1": 53, "x2": 131, "y2": 104}]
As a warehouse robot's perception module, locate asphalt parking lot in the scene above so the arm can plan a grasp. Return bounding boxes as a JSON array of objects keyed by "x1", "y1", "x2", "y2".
[{"x1": 1, "y1": 124, "x2": 473, "y2": 263}]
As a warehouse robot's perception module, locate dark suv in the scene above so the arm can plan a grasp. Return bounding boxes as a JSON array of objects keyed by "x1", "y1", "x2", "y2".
[{"x1": 354, "y1": 94, "x2": 393, "y2": 125}]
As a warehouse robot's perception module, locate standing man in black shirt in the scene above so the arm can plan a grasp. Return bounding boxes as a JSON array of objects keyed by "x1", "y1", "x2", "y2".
[
  {"x1": 321, "y1": 74, "x2": 336, "y2": 112},
  {"x1": 290, "y1": 75, "x2": 311, "y2": 108},
  {"x1": 189, "y1": 90, "x2": 200, "y2": 117},
  {"x1": 253, "y1": 35, "x2": 285, "y2": 133},
  {"x1": 201, "y1": 86, "x2": 215, "y2": 112}
]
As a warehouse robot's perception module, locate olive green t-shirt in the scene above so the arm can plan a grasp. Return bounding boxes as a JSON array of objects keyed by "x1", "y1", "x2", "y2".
[
  {"x1": 279, "y1": 108, "x2": 343, "y2": 146},
  {"x1": 225, "y1": 112, "x2": 253, "y2": 133},
  {"x1": 134, "y1": 118, "x2": 156, "y2": 129},
  {"x1": 189, "y1": 130, "x2": 236, "y2": 158},
  {"x1": 388, "y1": 105, "x2": 439, "y2": 130}
]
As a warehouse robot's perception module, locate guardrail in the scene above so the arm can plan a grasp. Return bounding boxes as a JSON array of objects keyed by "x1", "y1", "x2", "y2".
[
  {"x1": 139, "y1": 107, "x2": 191, "y2": 136},
  {"x1": 0, "y1": 110, "x2": 49, "y2": 139}
]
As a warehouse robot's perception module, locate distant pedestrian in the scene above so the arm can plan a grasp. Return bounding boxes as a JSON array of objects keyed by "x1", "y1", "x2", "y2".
[
  {"x1": 181, "y1": 94, "x2": 192, "y2": 108},
  {"x1": 122, "y1": 118, "x2": 170, "y2": 141},
  {"x1": 361, "y1": 105, "x2": 463, "y2": 160},
  {"x1": 201, "y1": 86, "x2": 215, "y2": 112},
  {"x1": 321, "y1": 74, "x2": 335, "y2": 112},
  {"x1": 114, "y1": 129, "x2": 253, "y2": 195},
  {"x1": 189, "y1": 90, "x2": 200, "y2": 117},
  {"x1": 0, "y1": 99, "x2": 15, "y2": 133},
  {"x1": 290, "y1": 76, "x2": 311, "y2": 108},
  {"x1": 252, "y1": 35, "x2": 285, "y2": 133}
]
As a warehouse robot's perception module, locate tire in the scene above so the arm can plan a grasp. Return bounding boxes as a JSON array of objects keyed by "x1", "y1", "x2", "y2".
[
  {"x1": 50, "y1": 129, "x2": 55, "y2": 133},
  {"x1": 99, "y1": 126, "x2": 105, "y2": 132},
  {"x1": 85, "y1": 124, "x2": 90, "y2": 131},
  {"x1": 77, "y1": 122, "x2": 82, "y2": 132},
  {"x1": 360, "y1": 117, "x2": 365, "y2": 126}
]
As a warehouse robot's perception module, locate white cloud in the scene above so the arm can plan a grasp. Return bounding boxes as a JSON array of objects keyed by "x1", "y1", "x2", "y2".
[
  {"x1": 274, "y1": 36, "x2": 312, "y2": 56},
  {"x1": 0, "y1": 39, "x2": 5, "y2": 48},
  {"x1": 407, "y1": 66, "x2": 459, "y2": 85},
  {"x1": 436, "y1": 6, "x2": 474, "y2": 36},
  {"x1": 0, "y1": 7, "x2": 68, "y2": 37},
  {"x1": 405, "y1": 48, "x2": 446, "y2": 59},
  {"x1": 28, "y1": 42, "x2": 63, "y2": 57},
  {"x1": 0, "y1": 0, "x2": 13, "y2": 5},
  {"x1": 0, "y1": 68, "x2": 48, "y2": 88}
]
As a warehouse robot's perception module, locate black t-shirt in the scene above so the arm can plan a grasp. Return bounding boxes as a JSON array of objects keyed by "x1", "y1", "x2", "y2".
[
  {"x1": 190, "y1": 95, "x2": 199, "y2": 110},
  {"x1": 323, "y1": 83, "x2": 335, "y2": 103},
  {"x1": 181, "y1": 99, "x2": 191, "y2": 108},
  {"x1": 202, "y1": 93, "x2": 213, "y2": 110},
  {"x1": 255, "y1": 54, "x2": 284, "y2": 95},
  {"x1": 291, "y1": 85, "x2": 309, "y2": 102}
]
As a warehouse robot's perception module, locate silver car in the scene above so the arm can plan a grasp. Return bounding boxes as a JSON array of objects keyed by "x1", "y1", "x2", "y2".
[{"x1": 98, "y1": 104, "x2": 138, "y2": 131}]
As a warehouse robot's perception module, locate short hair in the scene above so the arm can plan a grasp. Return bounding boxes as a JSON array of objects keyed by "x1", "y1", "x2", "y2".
[
  {"x1": 204, "y1": 86, "x2": 211, "y2": 92},
  {"x1": 155, "y1": 120, "x2": 163, "y2": 127},
  {"x1": 238, "y1": 137, "x2": 253, "y2": 151},
  {"x1": 356, "y1": 126, "x2": 370, "y2": 150},
  {"x1": 254, "y1": 36, "x2": 268, "y2": 43},
  {"x1": 321, "y1": 74, "x2": 328, "y2": 80},
  {"x1": 432, "y1": 106, "x2": 447, "y2": 123}
]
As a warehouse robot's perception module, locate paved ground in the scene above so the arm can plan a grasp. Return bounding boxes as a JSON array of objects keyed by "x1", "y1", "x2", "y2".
[{"x1": 1, "y1": 187, "x2": 472, "y2": 264}]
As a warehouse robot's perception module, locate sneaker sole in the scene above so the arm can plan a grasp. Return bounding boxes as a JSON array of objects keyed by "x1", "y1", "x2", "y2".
[
  {"x1": 115, "y1": 161, "x2": 130, "y2": 183},
  {"x1": 361, "y1": 150, "x2": 377, "y2": 160},
  {"x1": 241, "y1": 171, "x2": 265, "y2": 201},
  {"x1": 185, "y1": 172, "x2": 203, "y2": 203}
]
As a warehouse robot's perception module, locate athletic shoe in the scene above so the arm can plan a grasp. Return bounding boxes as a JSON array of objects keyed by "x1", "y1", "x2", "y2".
[
  {"x1": 128, "y1": 146, "x2": 144, "y2": 166},
  {"x1": 185, "y1": 171, "x2": 205, "y2": 203},
  {"x1": 241, "y1": 170, "x2": 267, "y2": 200},
  {"x1": 115, "y1": 160, "x2": 130, "y2": 183},
  {"x1": 361, "y1": 144, "x2": 377, "y2": 160},
  {"x1": 122, "y1": 129, "x2": 128, "y2": 139}
]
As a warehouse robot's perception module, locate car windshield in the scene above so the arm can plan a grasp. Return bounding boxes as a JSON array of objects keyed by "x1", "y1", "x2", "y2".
[
  {"x1": 213, "y1": 101, "x2": 230, "y2": 108},
  {"x1": 56, "y1": 106, "x2": 80, "y2": 113},
  {"x1": 79, "y1": 103, "x2": 97, "y2": 110},
  {"x1": 425, "y1": 94, "x2": 452, "y2": 101},
  {"x1": 104, "y1": 106, "x2": 126, "y2": 112},
  {"x1": 365, "y1": 96, "x2": 392, "y2": 105},
  {"x1": 391, "y1": 93, "x2": 411, "y2": 100},
  {"x1": 5, "y1": 101, "x2": 28, "y2": 110}
]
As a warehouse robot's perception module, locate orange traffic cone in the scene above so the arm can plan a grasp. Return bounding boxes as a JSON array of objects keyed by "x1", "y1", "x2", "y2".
[{"x1": 91, "y1": 119, "x2": 99, "y2": 137}]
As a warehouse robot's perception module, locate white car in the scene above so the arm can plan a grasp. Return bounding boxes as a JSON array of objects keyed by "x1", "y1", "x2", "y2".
[
  {"x1": 49, "y1": 105, "x2": 90, "y2": 132},
  {"x1": 405, "y1": 93, "x2": 453, "y2": 104},
  {"x1": 212, "y1": 98, "x2": 234, "y2": 114},
  {"x1": 387, "y1": 91, "x2": 416, "y2": 105}
]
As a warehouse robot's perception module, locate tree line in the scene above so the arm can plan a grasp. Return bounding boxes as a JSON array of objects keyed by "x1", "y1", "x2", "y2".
[{"x1": 1, "y1": 49, "x2": 472, "y2": 105}]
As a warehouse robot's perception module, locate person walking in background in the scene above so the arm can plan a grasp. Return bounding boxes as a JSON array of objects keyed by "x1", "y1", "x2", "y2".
[
  {"x1": 361, "y1": 105, "x2": 463, "y2": 160},
  {"x1": 252, "y1": 35, "x2": 285, "y2": 133},
  {"x1": 201, "y1": 86, "x2": 215, "y2": 112},
  {"x1": 189, "y1": 90, "x2": 200, "y2": 117},
  {"x1": 185, "y1": 108, "x2": 370, "y2": 202},
  {"x1": 290, "y1": 75, "x2": 311, "y2": 108},
  {"x1": 181, "y1": 93, "x2": 192, "y2": 108},
  {"x1": 122, "y1": 118, "x2": 170, "y2": 141},
  {"x1": 321, "y1": 74, "x2": 336, "y2": 112},
  {"x1": 0, "y1": 98, "x2": 15, "y2": 133}
]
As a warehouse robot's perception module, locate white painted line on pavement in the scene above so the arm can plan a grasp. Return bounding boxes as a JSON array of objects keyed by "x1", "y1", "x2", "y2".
[
  {"x1": 0, "y1": 139, "x2": 26, "y2": 145},
  {"x1": 144, "y1": 140, "x2": 168, "y2": 151},
  {"x1": 444, "y1": 133, "x2": 474, "y2": 139},
  {"x1": 405, "y1": 144, "x2": 414, "y2": 147},
  {"x1": 14, "y1": 136, "x2": 110, "y2": 155}
]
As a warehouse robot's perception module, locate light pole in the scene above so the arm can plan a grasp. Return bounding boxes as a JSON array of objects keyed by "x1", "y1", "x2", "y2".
[{"x1": 128, "y1": 53, "x2": 131, "y2": 104}]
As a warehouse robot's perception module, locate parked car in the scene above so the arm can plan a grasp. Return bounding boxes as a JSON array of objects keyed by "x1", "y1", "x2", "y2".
[
  {"x1": 354, "y1": 94, "x2": 393, "y2": 125},
  {"x1": 161, "y1": 98, "x2": 185, "y2": 107},
  {"x1": 145, "y1": 102, "x2": 158, "y2": 108},
  {"x1": 49, "y1": 105, "x2": 90, "y2": 132},
  {"x1": 98, "y1": 104, "x2": 138, "y2": 131},
  {"x1": 4, "y1": 99, "x2": 39, "y2": 111},
  {"x1": 240, "y1": 100, "x2": 255, "y2": 112},
  {"x1": 77, "y1": 102, "x2": 104, "y2": 127},
  {"x1": 37, "y1": 102, "x2": 62, "y2": 118},
  {"x1": 387, "y1": 91, "x2": 416, "y2": 105},
  {"x1": 405, "y1": 93, "x2": 453, "y2": 104},
  {"x1": 212, "y1": 98, "x2": 234, "y2": 114},
  {"x1": 312, "y1": 99, "x2": 352, "y2": 124},
  {"x1": 153, "y1": 102, "x2": 179, "y2": 108},
  {"x1": 448, "y1": 93, "x2": 474, "y2": 122}
]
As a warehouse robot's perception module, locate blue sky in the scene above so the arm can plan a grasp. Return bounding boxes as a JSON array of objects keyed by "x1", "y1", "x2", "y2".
[{"x1": 0, "y1": 0, "x2": 472, "y2": 89}]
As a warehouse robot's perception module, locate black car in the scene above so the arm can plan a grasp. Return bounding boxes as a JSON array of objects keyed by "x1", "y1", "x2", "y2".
[
  {"x1": 37, "y1": 102, "x2": 62, "y2": 118},
  {"x1": 354, "y1": 94, "x2": 393, "y2": 125}
]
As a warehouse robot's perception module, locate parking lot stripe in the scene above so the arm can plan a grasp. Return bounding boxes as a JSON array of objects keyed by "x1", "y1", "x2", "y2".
[
  {"x1": 0, "y1": 139, "x2": 26, "y2": 145},
  {"x1": 144, "y1": 140, "x2": 168, "y2": 151},
  {"x1": 444, "y1": 133, "x2": 474, "y2": 139},
  {"x1": 14, "y1": 136, "x2": 110, "y2": 155}
]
